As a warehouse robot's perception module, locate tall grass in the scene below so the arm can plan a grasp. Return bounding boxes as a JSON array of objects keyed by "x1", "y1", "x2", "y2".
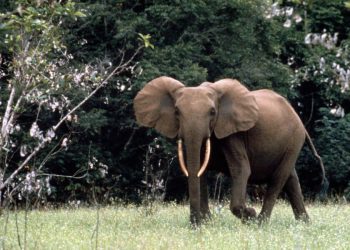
[{"x1": 0, "y1": 201, "x2": 349, "y2": 249}]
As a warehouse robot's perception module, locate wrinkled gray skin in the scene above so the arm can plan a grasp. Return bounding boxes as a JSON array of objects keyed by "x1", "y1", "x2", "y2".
[{"x1": 134, "y1": 76, "x2": 325, "y2": 226}]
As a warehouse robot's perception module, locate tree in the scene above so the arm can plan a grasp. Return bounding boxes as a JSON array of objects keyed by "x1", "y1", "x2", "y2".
[
  {"x1": 267, "y1": 0, "x2": 350, "y2": 196},
  {"x1": 0, "y1": 0, "x2": 141, "y2": 207}
]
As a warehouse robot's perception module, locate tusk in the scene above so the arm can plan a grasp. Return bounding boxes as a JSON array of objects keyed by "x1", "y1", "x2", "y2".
[
  {"x1": 177, "y1": 139, "x2": 189, "y2": 177},
  {"x1": 197, "y1": 138, "x2": 211, "y2": 177}
]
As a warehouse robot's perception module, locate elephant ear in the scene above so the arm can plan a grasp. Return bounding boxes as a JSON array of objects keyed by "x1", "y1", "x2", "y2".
[
  {"x1": 210, "y1": 79, "x2": 259, "y2": 139},
  {"x1": 134, "y1": 76, "x2": 184, "y2": 138}
]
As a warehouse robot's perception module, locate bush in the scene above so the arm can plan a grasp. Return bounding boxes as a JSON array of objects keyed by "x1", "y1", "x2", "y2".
[{"x1": 315, "y1": 109, "x2": 350, "y2": 197}]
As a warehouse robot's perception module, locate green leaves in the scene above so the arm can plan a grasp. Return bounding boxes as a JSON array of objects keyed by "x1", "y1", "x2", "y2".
[
  {"x1": 346, "y1": 1, "x2": 350, "y2": 9},
  {"x1": 314, "y1": 111, "x2": 350, "y2": 195},
  {"x1": 74, "y1": 11, "x2": 86, "y2": 18},
  {"x1": 138, "y1": 33, "x2": 154, "y2": 49}
]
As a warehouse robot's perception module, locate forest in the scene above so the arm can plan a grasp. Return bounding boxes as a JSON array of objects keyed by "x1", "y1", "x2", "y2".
[{"x1": 0, "y1": 0, "x2": 350, "y2": 209}]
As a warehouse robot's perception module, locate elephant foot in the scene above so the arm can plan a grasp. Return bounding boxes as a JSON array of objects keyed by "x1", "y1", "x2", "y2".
[
  {"x1": 257, "y1": 214, "x2": 268, "y2": 225},
  {"x1": 190, "y1": 209, "x2": 212, "y2": 228},
  {"x1": 242, "y1": 207, "x2": 257, "y2": 223},
  {"x1": 231, "y1": 205, "x2": 257, "y2": 222},
  {"x1": 190, "y1": 217, "x2": 200, "y2": 228},
  {"x1": 190, "y1": 211, "x2": 203, "y2": 228},
  {"x1": 296, "y1": 213, "x2": 310, "y2": 224},
  {"x1": 189, "y1": 212, "x2": 211, "y2": 228},
  {"x1": 201, "y1": 210, "x2": 212, "y2": 221},
  {"x1": 257, "y1": 211, "x2": 273, "y2": 225},
  {"x1": 188, "y1": 208, "x2": 211, "y2": 228}
]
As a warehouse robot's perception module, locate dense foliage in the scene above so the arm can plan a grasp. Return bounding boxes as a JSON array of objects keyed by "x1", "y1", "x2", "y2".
[{"x1": 0, "y1": 0, "x2": 350, "y2": 206}]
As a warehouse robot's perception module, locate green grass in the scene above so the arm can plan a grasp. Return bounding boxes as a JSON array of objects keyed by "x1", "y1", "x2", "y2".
[{"x1": 1, "y1": 201, "x2": 350, "y2": 249}]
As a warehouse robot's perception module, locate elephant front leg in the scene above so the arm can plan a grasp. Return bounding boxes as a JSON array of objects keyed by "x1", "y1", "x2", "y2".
[
  {"x1": 222, "y1": 139, "x2": 256, "y2": 222},
  {"x1": 229, "y1": 165, "x2": 257, "y2": 222}
]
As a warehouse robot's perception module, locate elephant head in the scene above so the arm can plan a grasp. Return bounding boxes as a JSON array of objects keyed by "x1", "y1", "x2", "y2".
[{"x1": 134, "y1": 76, "x2": 259, "y2": 224}]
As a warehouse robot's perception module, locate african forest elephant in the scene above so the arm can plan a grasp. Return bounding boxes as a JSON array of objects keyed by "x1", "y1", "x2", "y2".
[{"x1": 133, "y1": 76, "x2": 327, "y2": 225}]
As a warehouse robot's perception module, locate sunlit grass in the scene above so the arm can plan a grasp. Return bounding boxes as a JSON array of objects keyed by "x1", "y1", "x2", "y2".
[{"x1": 1, "y1": 201, "x2": 349, "y2": 249}]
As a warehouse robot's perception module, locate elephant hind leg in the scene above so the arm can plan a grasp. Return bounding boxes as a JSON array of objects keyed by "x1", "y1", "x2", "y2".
[
  {"x1": 258, "y1": 152, "x2": 300, "y2": 222},
  {"x1": 258, "y1": 178, "x2": 289, "y2": 223},
  {"x1": 284, "y1": 169, "x2": 309, "y2": 222},
  {"x1": 258, "y1": 127, "x2": 306, "y2": 223}
]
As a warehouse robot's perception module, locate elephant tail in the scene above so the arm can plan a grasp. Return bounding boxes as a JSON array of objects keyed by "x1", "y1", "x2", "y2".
[{"x1": 305, "y1": 131, "x2": 329, "y2": 199}]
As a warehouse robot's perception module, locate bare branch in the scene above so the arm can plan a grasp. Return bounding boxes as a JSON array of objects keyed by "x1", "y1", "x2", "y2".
[
  {"x1": 38, "y1": 134, "x2": 71, "y2": 171},
  {"x1": 53, "y1": 45, "x2": 143, "y2": 131},
  {"x1": 123, "y1": 129, "x2": 136, "y2": 152},
  {"x1": 0, "y1": 143, "x2": 42, "y2": 191},
  {"x1": 0, "y1": 46, "x2": 143, "y2": 192},
  {"x1": 1, "y1": 87, "x2": 16, "y2": 145},
  {"x1": 37, "y1": 172, "x2": 89, "y2": 179}
]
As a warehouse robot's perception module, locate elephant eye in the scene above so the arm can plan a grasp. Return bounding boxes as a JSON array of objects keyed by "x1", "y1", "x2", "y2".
[
  {"x1": 210, "y1": 107, "x2": 216, "y2": 116},
  {"x1": 174, "y1": 107, "x2": 180, "y2": 116}
]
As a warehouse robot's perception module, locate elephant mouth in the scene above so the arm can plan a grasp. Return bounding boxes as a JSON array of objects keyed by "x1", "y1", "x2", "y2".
[{"x1": 177, "y1": 138, "x2": 211, "y2": 177}]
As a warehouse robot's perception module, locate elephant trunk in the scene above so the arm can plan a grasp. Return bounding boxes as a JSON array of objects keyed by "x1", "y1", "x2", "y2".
[
  {"x1": 177, "y1": 121, "x2": 211, "y2": 225},
  {"x1": 185, "y1": 140, "x2": 202, "y2": 225}
]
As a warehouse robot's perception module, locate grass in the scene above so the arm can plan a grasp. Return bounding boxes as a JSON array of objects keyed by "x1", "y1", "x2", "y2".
[{"x1": 0, "y1": 201, "x2": 350, "y2": 250}]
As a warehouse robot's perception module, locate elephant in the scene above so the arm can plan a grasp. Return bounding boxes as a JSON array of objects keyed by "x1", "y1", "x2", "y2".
[{"x1": 133, "y1": 76, "x2": 327, "y2": 225}]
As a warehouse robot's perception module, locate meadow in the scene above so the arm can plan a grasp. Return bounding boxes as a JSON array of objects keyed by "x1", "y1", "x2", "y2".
[{"x1": 0, "y1": 201, "x2": 349, "y2": 250}]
